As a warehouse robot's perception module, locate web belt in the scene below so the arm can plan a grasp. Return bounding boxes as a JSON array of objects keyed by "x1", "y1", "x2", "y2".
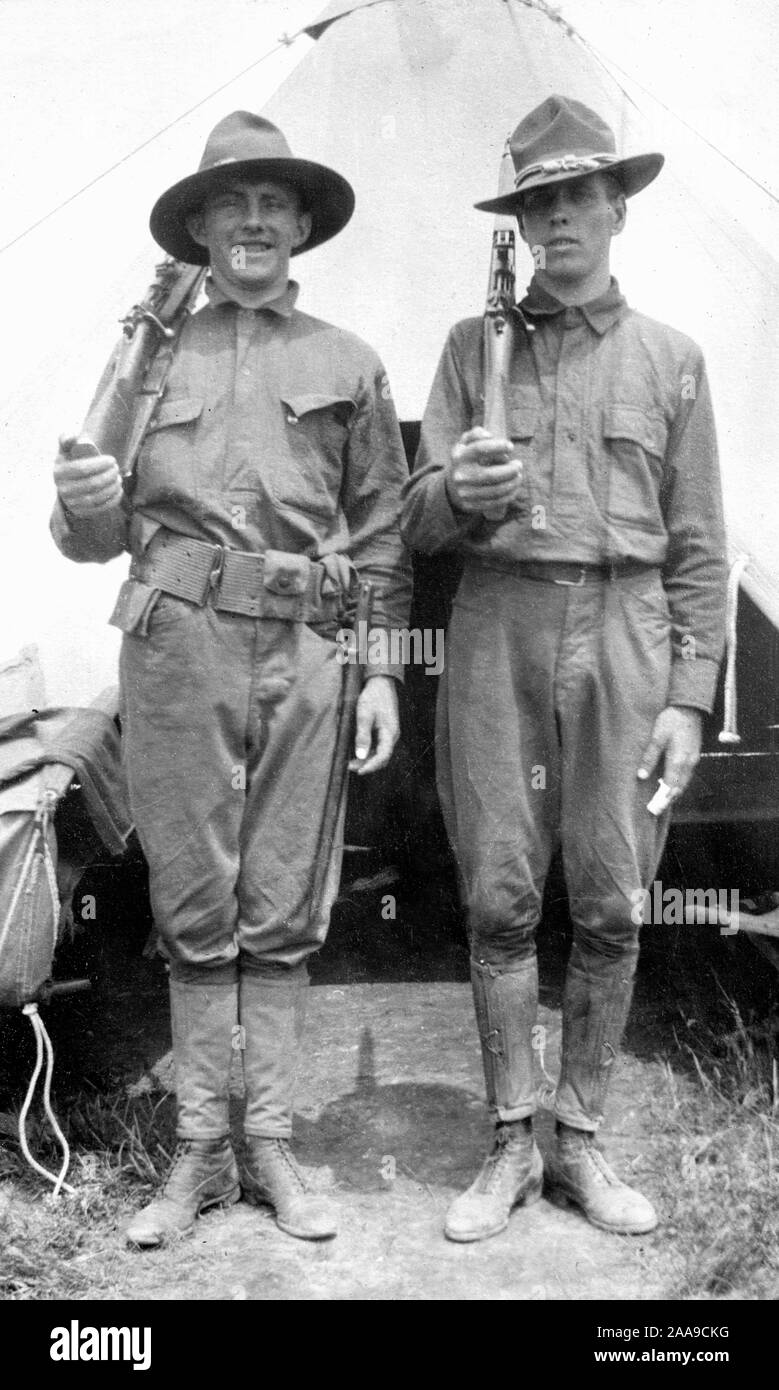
[{"x1": 131, "y1": 532, "x2": 343, "y2": 622}]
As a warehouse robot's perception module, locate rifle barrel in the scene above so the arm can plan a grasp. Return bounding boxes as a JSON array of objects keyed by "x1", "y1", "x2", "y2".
[{"x1": 309, "y1": 580, "x2": 375, "y2": 922}]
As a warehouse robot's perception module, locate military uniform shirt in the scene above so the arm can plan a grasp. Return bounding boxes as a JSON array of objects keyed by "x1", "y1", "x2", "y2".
[
  {"x1": 52, "y1": 280, "x2": 412, "y2": 652},
  {"x1": 401, "y1": 277, "x2": 727, "y2": 710}
]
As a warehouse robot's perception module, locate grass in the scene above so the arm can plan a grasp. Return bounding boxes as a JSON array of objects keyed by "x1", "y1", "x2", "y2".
[
  {"x1": 0, "y1": 1088, "x2": 176, "y2": 1300},
  {"x1": 651, "y1": 977, "x2": 779, "y2": 1300},
  {"x1": 0, "y1": 957, "x2": 777, "y2": 1300}
]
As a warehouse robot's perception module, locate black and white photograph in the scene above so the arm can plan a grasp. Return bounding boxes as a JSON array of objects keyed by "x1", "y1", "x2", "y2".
[{"x1": 0, "y1": 0, "x2": 776, "y2": 1339}]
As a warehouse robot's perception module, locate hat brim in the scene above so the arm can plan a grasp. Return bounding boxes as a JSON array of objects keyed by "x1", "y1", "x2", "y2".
[
  {"x1": 149, "y1": 157, "x2": 355, "y2": 264},
  {"x1": 474, "y1": 152, "x2": 664, "y2": 213}
]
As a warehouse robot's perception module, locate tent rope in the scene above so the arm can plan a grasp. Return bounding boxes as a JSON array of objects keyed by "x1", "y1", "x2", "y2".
[
  {"x1": 0, "y1": 792, "x2": 59, "y2": 953},
  {"x1": 505, "y1": 0, "x2": 778, "y2": 204},
  {"x1": 18, "y1": 1004, "x2": 75, "y2": 1198},
  {"x1": 719, "y1": 554, "x2": 751, "y2": 745},
  {"x1": 9, "y1": 788, "x2": 74, "y2": 1195},
  {"x1": 2, "y1": 0, "x2": 776, "y2": 260},
  {"x1": 0, "y1": 32, "x2": 303, "y2": 257}
]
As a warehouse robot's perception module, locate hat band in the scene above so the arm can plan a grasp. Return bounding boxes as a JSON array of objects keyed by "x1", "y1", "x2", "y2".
[{"x1": 514, "y1": 152, "x2": 617, "y2": 190}]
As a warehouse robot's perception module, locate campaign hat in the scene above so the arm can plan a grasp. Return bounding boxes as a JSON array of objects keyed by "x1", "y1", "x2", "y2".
[
  {"x1": 475, "y1": 95, "x2": 663, "y2": 213},
  {"x1": 150, "y1": 111, "x2": 355, "y2": 264}
]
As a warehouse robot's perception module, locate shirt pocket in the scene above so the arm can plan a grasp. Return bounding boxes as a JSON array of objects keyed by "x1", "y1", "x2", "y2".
[
  {"x1": 602, "y1": 404, "x2": 667, "y2": 533},
  {"x1": 138, "y1": 396, "x2": 204, "y2": 500},
  {"x1": 275, "y1": 392, "x2": 355, "y2": 520},
  {"x1": 471, "y1": 389, "x2": 538, "y2": 448}
]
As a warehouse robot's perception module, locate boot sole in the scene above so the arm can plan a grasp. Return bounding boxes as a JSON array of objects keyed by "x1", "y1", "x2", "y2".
[
  {"x1": 545, "y1": 1182, "x2": 658, "y2": 1234},
  {"x1": 444, "y1": 1173, "x2": 543, "y2": 1244},
  {"x1": 127, "y1": 1184, "x2": 241, "y2": 1249},
  {"x1": 242, "y1": 1187, "x2": 337, "y2": 1240}
]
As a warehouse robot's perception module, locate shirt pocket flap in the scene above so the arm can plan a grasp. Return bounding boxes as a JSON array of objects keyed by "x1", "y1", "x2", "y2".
[
  {"x1": 604, "y1": 406, "x2": 667, "y2": 457},
  {"x1": 262, "y1": 550, "x2": 311, "y2": 596},
  {"x1": 281, "y1": 393, "x2": 356, "y2": 422},
  {"x1": 147, "y1": 397, "x2": 204, "y2": 431}
]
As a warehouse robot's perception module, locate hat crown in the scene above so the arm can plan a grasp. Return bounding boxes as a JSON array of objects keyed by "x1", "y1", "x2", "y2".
[
  {"x1": 508, "y1": 95, "x2": 617, "y2": 180},
  {"x1": 150, "y1": 109, "x2": 354, "y2": 264},
  {"x1": 198, "y1": 111, "x2": 295, "y2": 174}
]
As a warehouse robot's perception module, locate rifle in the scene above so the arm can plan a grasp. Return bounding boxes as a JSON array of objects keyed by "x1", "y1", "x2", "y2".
[
  {"x1": 482, "y1": 142, "x2": 518, "y2": 521},
  {"x1": 309, "y1": 579, "x2": 375, "y2": 925},
  {"x1": 65, "y1": 257, "x2": 206, "y2": 474}
]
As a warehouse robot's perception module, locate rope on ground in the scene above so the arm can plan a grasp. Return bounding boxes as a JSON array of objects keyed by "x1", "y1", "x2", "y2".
[
  {"x1": 18, "y1": 1004, "x2": 75, "y2": 1198},
  {"x1": 10, "y1": 789, "x2": 74, "y2": 1195}
]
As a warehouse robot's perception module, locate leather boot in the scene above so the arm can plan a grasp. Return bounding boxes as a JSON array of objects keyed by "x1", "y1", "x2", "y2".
[
  {"x1": 445, "y1": 1120, "x2": 543, "y2": 1242},
  {"x1": 239, "y1": 970, "x2": 338, "y2": 1239},
  {"x1": 242, "y1": 1137, "x2": 337, "y2": 1239},
  {"x1": 126, "y1": 1139, "x2": 240, "y2": 1247},
  {"x1": 545, "y1": 1125, "x2": 658, "y2": 1234},
  {"x1": 445, "y1": 957, "x2": 540, "y2": 1242},
  {"x1": 126, "y1": 977, "x2": 239, "y2": 1249}
]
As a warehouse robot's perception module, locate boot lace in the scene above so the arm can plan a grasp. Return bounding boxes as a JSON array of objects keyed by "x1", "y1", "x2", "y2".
[
  {"x1": 568, "y1": 1136, "x2": 621, "y2": 1189},
  {"x1": 161, "y1": 1139, "x2": 226, "y2": 1198},
  {"x1": 256, "y1": 1138, "x2": 310, "y2": 1193},
  {"x1": 474, "y1": 1127, "x2": 531, "y2": 1194}
]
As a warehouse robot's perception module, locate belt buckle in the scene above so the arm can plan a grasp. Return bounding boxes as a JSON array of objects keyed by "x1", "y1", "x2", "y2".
[
  {"x1": 553, "y1": 566, "x2": 587, "y2": 587},
  {"x1": 207, "y1": 545, "x2": 225, "y2": 598}
]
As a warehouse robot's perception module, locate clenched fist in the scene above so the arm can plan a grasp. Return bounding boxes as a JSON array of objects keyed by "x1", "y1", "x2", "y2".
[
  {"x1": 445, "y1": 426, "x2": 523, "y2": 515},
  {"x1": 54, "y1": 435, "x2": 124, "y2": 516}
]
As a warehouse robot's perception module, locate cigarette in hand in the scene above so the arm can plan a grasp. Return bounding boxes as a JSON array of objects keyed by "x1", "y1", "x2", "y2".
[{"x1": 646, "y1": 779, "x2": 675, "y2": 817}]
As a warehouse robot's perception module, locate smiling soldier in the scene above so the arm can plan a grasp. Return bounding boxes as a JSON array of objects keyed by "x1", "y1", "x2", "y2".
[
  {"x1": 401, "y1": 96, "x2": 727, "y2": 1241},
  {"x1": 51, "y1": 112, "x2": 411, "y2": 1246}
]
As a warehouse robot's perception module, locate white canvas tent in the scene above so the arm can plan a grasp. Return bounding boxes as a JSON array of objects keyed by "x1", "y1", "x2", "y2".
[
  {"x1": 262, "y1": 0, "x2": 779, "y2": 630},
  {"x1": 1, "y1": 0, "x2": 777, "y2": 706}
]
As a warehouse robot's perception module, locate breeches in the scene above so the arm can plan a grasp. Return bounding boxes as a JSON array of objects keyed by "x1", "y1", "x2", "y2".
[
  {"x1": 119, "y1": 596, "x2": 343, "y2": 979},
  {"x1": 437, "y1": 563, "x2": 673, "y2": 966}
]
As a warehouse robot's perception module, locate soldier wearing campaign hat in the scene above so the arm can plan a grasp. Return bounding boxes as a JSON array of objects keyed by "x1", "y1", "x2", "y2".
[
  {"x1": 402, "y1": 95, "x2": 727, "y2": 1242},
  {"x1": 52, "y1": 111, "x2": 411, "y2": 1247}
]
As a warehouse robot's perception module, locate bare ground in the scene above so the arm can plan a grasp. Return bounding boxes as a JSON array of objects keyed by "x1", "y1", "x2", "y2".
[{"x1": 1, "y1": 863, "x2": 777, "y2": 1302}]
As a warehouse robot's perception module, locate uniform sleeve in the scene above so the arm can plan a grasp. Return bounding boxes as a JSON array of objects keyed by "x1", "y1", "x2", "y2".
[
  {"x1": 342, "y1": 357, "x2": 413, "y2": 682},
  {"x1": 49, "y1": 344, "x2": 131, "y2": 564},
  {"x1": 661, "y1": 346, "x2": 728, "y2": 711},
  {"x1": 400, "y1": 324, "x2": 483, "y2": 554}
]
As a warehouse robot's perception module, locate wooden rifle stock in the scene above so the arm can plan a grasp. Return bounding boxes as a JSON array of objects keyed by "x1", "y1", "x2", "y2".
[
  {"x1": 77, "y1": 258, "x2": 206, "y2": 475},
  {"x1": 309, "y1": 579, "x2": 375, "y2": 924},
  {"x1": 482, "y1": 143, "x2": 518, "y2": 521}
]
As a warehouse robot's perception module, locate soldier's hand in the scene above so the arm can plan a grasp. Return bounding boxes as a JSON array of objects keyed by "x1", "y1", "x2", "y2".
[
  {"x1": 54, "y1": 435, "x2": 124, "y2": 516},
  {"x1": 637, "y1": 706, "x2": 703, "y2": 804},
  {"x1": 445, "y1": 426, "x2": 522, "y2": 514},
  {"x1": 350, "y1": 675, "x2": 399, "y2": 776}
]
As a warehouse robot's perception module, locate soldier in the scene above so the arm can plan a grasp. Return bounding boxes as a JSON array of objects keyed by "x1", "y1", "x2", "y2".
[
  {"x1": 401, "y1": 96, "x2": 727, "y2": 1242},
  {"x1": 51, "y1": 112, "x2": 411, "y2": 1247}
]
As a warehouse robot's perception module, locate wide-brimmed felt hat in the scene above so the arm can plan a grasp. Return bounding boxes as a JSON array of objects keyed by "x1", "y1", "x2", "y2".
[
  {"x1": 475, "y1": 95, "x2": 664, "y2": 214},
  {"x1": 150, "y1": 111, "x2": 355, "y2": 264}
]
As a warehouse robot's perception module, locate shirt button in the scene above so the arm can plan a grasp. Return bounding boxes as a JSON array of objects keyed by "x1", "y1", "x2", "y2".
[{"x1": 567, "y1": 430, "x2": 576, "y2": 442}]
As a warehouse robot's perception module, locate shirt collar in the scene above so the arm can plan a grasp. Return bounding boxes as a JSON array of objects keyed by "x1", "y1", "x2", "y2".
[
  {"x1": 205, "y1": 276, "x2": 300, "y2": 317},
  {"x1": 518, "y1": 275, "x2": 626, "y2": 335}
]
